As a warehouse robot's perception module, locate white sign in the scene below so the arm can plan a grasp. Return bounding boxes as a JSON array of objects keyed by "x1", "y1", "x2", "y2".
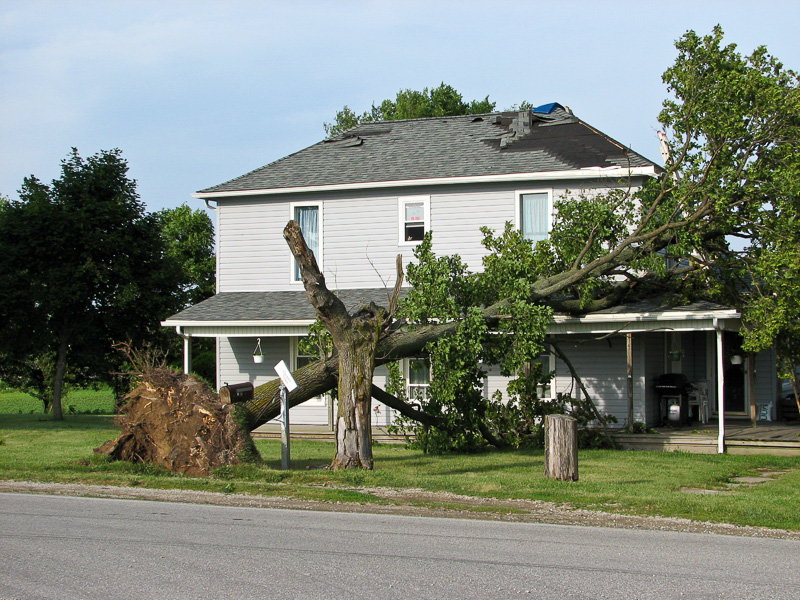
[{"x1": 274, "y1": 360, "x2": 298, "y2": 392}]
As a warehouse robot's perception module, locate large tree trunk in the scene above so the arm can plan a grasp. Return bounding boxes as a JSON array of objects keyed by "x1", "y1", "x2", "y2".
[
  {"x1": 284, "y1": 220, "x2": 393, "y2": 470},
  {"x1": 245, "y1": 319, "x2": 457, "y2": 428},
  {"x1": 331, "y1": 311, "x2": 383, "y2": 469},
  {"x1": 51, "y1": 329, "x2": 69, "y2": 421}
]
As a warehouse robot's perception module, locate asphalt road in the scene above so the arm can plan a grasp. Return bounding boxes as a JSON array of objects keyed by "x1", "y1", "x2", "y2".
[{"x1": 1, "y1": 492, "x2": 798, "y2": 600}]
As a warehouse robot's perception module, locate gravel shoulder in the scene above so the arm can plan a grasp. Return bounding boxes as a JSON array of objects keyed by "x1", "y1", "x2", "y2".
[{"x1": 2, "y1": 479, "x2": 798, "y2": 540}]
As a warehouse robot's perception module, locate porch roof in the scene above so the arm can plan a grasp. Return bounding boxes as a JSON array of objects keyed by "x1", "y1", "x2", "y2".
[
  {"x1": 550, "y1": 300, "x2": 741, "y2": 334},
  {"x1": 163, "y1": 292, "x2": 741, "y2": 337}
]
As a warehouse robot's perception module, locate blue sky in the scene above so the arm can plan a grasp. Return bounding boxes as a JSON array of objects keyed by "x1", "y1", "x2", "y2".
[{"x1": 2, "y1": 0, "x2": 799, "y2": 214}]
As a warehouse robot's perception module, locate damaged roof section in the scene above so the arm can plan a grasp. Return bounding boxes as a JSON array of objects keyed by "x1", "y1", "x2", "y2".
[{"x1": 199, "y1": 104, "x2": 659, "y2": 195}]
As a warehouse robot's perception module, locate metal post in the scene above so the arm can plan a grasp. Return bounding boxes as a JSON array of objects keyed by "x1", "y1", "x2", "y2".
[{"x1": 280, "y1": 383, "x2": 290, "y2": 469}]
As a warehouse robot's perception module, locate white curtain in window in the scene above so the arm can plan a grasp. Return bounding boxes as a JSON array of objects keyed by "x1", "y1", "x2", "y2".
[
  {"x1": 295, "y1": 206, "x2": 319, "y2": 280},
  {"x1": 521, "y1": 193, "x2": 548, "y2": 243}
]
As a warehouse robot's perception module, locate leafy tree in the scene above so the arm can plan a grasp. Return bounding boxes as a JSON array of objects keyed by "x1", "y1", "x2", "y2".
[
  {"x1": 241, "y1": 26, "x2": 800, "y2": 468},
  {"x1": 324, "y1": 83, "x2": 495, "y2": 136},
  {"x1": 153, "y1": 203, "x2": 217, "y2": 383},
  {"x1": 154, "y1": 204, "x2": 215, "y2": 308},
  {"x1": 0, "y1": 149, "x2": 183, "y2": 418}
]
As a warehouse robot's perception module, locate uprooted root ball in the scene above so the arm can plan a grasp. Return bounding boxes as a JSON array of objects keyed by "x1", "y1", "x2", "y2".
[{"x1": 95, "y1": 369, "x2": 260, "y2": 476}]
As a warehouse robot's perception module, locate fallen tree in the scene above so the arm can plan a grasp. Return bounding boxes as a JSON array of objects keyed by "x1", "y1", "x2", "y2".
[{"x1": 239, "y1": 28, "x2": 800, "y2": 467}]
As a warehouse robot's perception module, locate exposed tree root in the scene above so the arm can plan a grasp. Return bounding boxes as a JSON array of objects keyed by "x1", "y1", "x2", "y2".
[{"x1": 95, "y1": 346, "x2": 260, "y2": 476}]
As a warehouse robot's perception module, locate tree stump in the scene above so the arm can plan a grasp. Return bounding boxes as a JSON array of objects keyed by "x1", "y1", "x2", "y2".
[{"x1": 544, "y1": 414, "x2": 579, "y2": 481}]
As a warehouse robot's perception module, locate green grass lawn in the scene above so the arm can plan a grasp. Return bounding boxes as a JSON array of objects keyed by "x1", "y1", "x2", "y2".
[
  {"x1": 1, "y1": 412, "x2": 799, "y2": 530},
  {"x1": 0, "y1": 388, "x2": 115, "y2": 415}
]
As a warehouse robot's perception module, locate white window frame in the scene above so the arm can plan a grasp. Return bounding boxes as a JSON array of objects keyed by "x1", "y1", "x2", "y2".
[
  {"x1": 404, "y1": 357, "x2": 432, "y2": 403},
  {"x1": 534, "y1": 347, "x2": 556, "y2": 400},
  {"x1": 291, "y1": 336, "x2": 326, "y2": 407},
  {"x1": 398, "y1": 195, "x2": 430, "y2": 246},
  {"x1": 515, "y1": 188, "x2": 553, "y2": 243},
  {"x1": 289, "y1": 201, "x2": 323, "y2": 284}
]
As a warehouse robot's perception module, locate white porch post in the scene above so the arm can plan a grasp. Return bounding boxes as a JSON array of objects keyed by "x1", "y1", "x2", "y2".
[
  {"x1": 716, "y1": 325, "x2": 726, "y2": 453},
  {"x1": 626, "y1": 333, "x2": 634, "y2": 430},
  {"x1": 183, "y1": 334, "x2": 192, "y2": 375}
]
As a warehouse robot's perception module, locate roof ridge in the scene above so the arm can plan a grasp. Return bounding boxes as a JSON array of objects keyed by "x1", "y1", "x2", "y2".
[{"x1": 341, "y1": 106, "x2": 570, "y2": 129}]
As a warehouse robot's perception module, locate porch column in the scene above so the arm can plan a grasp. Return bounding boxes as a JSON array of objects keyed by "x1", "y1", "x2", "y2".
[
  {"x1": 626, "y1": 333, "x2": 634, "y2": 430},
  {"x1": 716, "y1": 326, "x2": 726, "y2": 453},
  {"x1": 183, "y1": 335, "x2": 192, "y2": 375}
]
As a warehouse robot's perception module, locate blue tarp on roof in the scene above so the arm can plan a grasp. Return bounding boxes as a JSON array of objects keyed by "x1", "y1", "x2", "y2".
[{"x1": 532, "y1": 102, "x2": 564, "y2": 114}]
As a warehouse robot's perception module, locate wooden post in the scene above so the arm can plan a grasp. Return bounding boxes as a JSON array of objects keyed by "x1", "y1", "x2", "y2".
[
  {"x1": 747, "y1": 354, "x2": 757, "y2": 426},
  {"x1": 544, "y1": 414, "x2": 578, "y2": 481}
]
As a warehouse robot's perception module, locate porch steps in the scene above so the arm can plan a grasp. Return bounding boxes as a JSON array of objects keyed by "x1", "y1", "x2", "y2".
[
  {"x1": 613, "y1": 432, "x2": 800, "y2": 456},
  {"x1": 252, "y1": 424, "x2": 409, "y2": 444}
]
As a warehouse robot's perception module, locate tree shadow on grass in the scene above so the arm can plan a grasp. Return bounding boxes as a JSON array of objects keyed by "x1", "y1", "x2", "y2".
[{"x1": 0, "y1": 414, "x2": 116, "y2": 431}]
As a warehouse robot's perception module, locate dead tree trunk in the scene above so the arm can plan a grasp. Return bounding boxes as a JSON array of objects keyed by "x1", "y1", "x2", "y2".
[
  {"x1": 544, "y1": 414, "x2": 579, "y2": 481},
  {"x1": 331, "y1": 310, "x2": 382, "y2": 469},
  {"x1": 284, "y1": 220, "x2": 401, "y2": 469}
]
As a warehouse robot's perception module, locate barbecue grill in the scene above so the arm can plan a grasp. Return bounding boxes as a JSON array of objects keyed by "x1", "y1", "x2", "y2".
[{"x1": 654, "y1": 373, "x2": 691, "y2": 425}]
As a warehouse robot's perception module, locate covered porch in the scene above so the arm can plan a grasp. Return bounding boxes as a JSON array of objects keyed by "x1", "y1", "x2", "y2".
[{"x1": 549, "y1": 300, "x2": 780, "y2": 454}]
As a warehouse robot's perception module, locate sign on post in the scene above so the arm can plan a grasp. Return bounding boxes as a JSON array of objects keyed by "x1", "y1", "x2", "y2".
[
  {"x1": 274, "y1": 360, "x2": 297, "y2": 469},
  {"x1": 274, "y1": 360, "x2": 297, "y2": 391}
]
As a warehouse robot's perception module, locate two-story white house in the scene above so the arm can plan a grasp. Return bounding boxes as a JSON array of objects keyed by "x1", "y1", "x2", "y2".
[{"x1": 164, "y1": 104, "x2": 779, "y2": 436}]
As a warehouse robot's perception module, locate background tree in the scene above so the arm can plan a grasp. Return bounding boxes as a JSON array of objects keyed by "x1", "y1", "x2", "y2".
[
  {"x1": 154, "y1": 204, "x2": 215, "y2": 308},
  {"x1": 324, "y1": 82, "x2": 495, "y2": 136},
  {"x1": 0, "y1": 149, "x2": 183, "y2": 418},
  {"x1": 154, "y1": 204, "x2": 217, "y2": 382}
]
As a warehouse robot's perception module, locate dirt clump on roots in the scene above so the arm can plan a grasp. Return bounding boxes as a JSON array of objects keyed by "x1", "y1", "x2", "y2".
[{"x1": 95, "y1": 365, "x2": 260, "y2": 477}]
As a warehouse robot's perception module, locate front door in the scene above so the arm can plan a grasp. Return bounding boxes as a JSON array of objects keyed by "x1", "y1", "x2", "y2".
[{"x1": 722, "y1": 331, "x2": 747, "y2": 415}]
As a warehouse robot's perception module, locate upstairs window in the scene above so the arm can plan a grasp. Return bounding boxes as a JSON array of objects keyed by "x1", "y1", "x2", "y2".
[
  {"x1": 519, "y1": 191, "x2": 550, "y2": 243},
  {"x1": 292, "y1": 203, "x2": 321, "y2": 281},
  {"x1": 399, "y1": 196, "x2": 430, "y2": 244}
]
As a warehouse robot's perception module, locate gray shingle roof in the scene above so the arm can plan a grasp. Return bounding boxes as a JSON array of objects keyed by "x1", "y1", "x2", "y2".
[
  {"x1": 166, "y1": 292, "x2": 730, "y2": 324},
  {"x1": 165, "y1": 289, "x2": 406, "y2": 322},
  {"x1": 199, "y1": 107, "x2": 660, "y2": 194},
  {"x1": 583, "y1": 300, "x2": 735, "y2": 316}
]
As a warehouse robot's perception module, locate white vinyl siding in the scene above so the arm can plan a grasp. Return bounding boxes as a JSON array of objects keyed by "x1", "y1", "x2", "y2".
[
  {"x1": 429, "y1": 189, "x2": 514, "y2": 272},
  {"x1": 216, "y1": 196, "x2": 293, "y2": 292},
  {"x1": 550, "y1": 335, "x2": 646, "y2": 426},
  {"x1": 323, "y1": 193, "x2": 399, "y2": 289},
  {"x1": 215, "y1": 180, "x2": 639, "y2": 292},
  {"x1": 218, "y1": 336, "x2": 290, "y2": 389}
]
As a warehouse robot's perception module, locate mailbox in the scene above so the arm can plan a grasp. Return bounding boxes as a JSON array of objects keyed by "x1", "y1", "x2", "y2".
[{"x1": 219, "y1": 382, "x2": 254, "y2": 404}]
